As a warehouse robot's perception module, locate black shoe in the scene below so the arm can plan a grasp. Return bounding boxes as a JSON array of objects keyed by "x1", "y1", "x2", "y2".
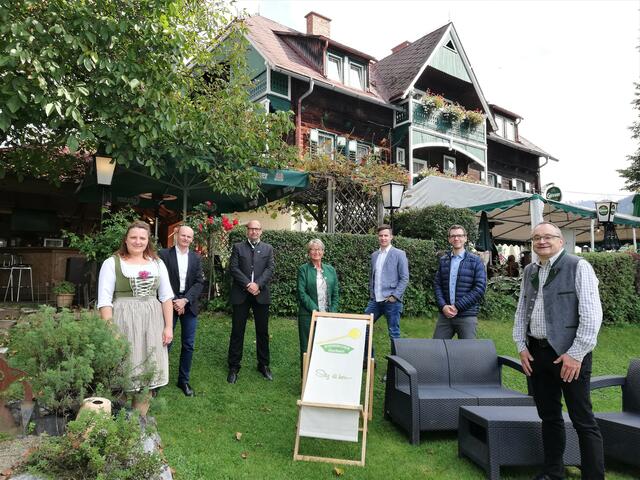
[
  {"x1": 257, "y1": 365, "x2": 273, "y2": 381},
  {"x1": 177, "y1": 382, "x2": 195, "y2": 397},
  {"x1": 227, "y1": 370, "x2": 238, "y2": 384}
]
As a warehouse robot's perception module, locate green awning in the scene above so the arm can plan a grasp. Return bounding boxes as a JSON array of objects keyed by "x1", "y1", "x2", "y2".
[
  {"x1": 468, "y1": 193, "x2": 640, "y2": 229},
  {"x1": 76, "y1": 164, "x2": 309, "y2": 215}
]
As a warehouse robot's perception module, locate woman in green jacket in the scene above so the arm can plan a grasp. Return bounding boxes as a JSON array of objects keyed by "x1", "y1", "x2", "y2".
[{"x1": 297, "y1": 239, "x2": 339, "y2": 365}]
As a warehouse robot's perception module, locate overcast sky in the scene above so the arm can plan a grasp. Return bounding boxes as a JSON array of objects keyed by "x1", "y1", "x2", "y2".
[{"x1": 235, "y1": 0, "x2": 640, "y2": 202}]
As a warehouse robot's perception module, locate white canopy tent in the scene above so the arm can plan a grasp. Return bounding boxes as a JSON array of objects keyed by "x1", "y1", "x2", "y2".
[{"x1": 401, "y1": 176, "x2": 640, "y2": 249}]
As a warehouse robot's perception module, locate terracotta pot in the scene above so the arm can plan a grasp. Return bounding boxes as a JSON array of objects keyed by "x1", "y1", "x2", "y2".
[
  {"x1": 56, "y1": 293, "x2": 74, "y2": 308},
  {"x1": 78, "y1": 397, "x2": 112, "y2": 417}
]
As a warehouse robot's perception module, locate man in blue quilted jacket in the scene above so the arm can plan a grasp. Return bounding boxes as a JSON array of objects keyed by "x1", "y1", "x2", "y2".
[{"x1": 433, "y1": 225, "x2": 487, "y2": 339}]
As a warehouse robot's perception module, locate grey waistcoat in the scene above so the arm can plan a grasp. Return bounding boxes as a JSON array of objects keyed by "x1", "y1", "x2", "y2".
[{"x1": 522, "y1": 251, "x2": 581, "y2": 355}]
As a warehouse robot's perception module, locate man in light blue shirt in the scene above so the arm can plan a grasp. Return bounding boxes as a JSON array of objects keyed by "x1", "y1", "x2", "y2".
[
  {"x1": 365, "y1": 224, "x2": 410, "y2": 356},
  {"x1": 433, "y1": 225, "x2": 486, "y2": 339}
]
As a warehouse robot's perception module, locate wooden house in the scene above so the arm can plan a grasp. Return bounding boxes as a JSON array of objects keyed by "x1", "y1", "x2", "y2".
[{"x1": 244, "y1": 12, "x2": 557, "y2": 193}]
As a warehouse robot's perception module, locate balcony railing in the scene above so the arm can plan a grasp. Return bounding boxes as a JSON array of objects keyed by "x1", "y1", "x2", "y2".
[
  {"x1": 411, "y1": 99, "x2": 485, "y2": 144},
  {"x1": 249, "y1": 71, "x2": 267, "y2": 99}
]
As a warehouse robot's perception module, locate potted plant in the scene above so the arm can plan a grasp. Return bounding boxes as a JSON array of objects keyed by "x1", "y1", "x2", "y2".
[
  {"x1": 52, "y1": 281, "x2": 75, "y2": 308},
  {"x1": 19, "y1": 410, "x2": 165, "y2": 478},
  {"x1": 421, "y1": 91, "x2": 445, "y2": 115},
  {"x1": 440, "y1": 103, "x2": 466, "y2": 124},
  {"x1": 7, "y1": 307, "x2": 131, "y2": 434},
  {"x1": 465, "y1": 110, "x2": 485, "y2": 130}
]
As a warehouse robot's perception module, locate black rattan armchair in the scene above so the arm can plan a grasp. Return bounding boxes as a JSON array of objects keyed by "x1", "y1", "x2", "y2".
[{"x1": 591, "y1": 358, "x2": 640, "y2": 468}]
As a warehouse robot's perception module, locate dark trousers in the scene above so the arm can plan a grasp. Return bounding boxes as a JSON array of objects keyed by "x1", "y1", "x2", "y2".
[
  {"x1": 228, "y1": 297, "x2": 270, "y2": 371},
  {"x1": 169, "y1": 310, "x2": 197, "y2": 385},
  {"x1": 529, "y1": 339, "x2": 604, "y2": 479},
  {"x1": 433, "y1": 313, "x2": 478, "y2": 339}
]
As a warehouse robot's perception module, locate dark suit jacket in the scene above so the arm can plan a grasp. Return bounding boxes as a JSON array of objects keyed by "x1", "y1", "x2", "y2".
[
  {"x1": 229, "y1": 239, "x2": 275, "y2": 305},
  {"x1": 159, "y1": 247, "x2": 205, "y2": 315}
]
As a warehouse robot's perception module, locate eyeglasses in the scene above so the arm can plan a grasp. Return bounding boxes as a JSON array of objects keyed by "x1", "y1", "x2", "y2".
[
  {"x1": 530, "y1": 234, "x2": 561, "y2": 243},
  {"x1": 448, "y1": 234, "x2": 466, "y2": 239},
  {"x1": 247, "y1": 227, "x2": 261, "y2": 231},
  {"x1": 309, "y1": 248, "x2": 323, "y2": 252}
]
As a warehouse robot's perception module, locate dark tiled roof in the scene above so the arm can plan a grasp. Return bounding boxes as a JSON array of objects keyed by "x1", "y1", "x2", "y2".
[
  {"x1": 371, "y1": 23, "x2": 450, "y2": 101},
  {"x1": 488, "y1": 132, "x2": 558, "y2": 161},
  {"x1": 489, "y1": 104, "x2": 522, "y2": 120},
  {"x1": 244, "y1": 15, "x2": 386, "y2": 103}
]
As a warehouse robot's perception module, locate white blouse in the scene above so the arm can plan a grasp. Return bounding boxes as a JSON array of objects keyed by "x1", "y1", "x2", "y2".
[{"x1": 97, "y1": 256, "x2": 174, "y2": 309}]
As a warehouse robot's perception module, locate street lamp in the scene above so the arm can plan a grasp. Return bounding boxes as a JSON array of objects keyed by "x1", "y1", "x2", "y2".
[
  {"x1": 380, "y1": 181, "x2": 405, "y2": 231},
  {"x1": 95, "y1": 155, "x2": 116, "y2": 223},
  {"x1": 95, "y1": 155, "x2": 116, "y2": 186},
  {"x1": 595, "y1": 200, "x2": 620, "y2": 250}
]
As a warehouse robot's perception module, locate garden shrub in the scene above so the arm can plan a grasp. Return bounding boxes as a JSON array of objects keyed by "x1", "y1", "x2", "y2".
[
  {"x1": 392, "y1": 204, "x2": 478, "y2": 252},
  {"x1": 478, "y1": 253, "x2": 640, "y2": 325},
  {"x1": 480, "y1": 276, "x2": 520, "y2": 321},
  {"x1": 64, "y1": 207, "x2": 139, "y2": 264},
  {"x1": 8, "y1": 307, "x2": 130, "y2": 415},
  {"x1": 581, "y1": 252, "x2": 640, "y2": 324},
  {"x1": 22, "y1": 410, "x2": 164, "y2": 480},
  {"x1": 228, "y1": 229, "x2": 439, "y2": 317}
]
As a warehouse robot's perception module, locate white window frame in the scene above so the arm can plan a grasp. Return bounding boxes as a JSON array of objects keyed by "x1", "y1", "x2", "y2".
[
  {"x1": 327, "y1": 53, "x2": 343, "y2": 83},
  {"x1": 396, "y1": 147, "x2": 406, "y2": 166},
  {"x1": 487, "y1": 172, "x2": 502, "y2": 188},
  {"x1": 494, "y1": 115, "x2": 505, "y2": 138},
  {"x1": 443, "y1": 154, "x2": 456, "y2": 174},
  {"x1": 318, "y1": 131, "x2": 335, "y2": 159},
  {"x1": 505, "y1": 119, "x2": 516, "y2": 141},
  {"x1": 511, "y1": 178, "x2": 526, "y2": 192},
  {"x1": 412, "y1": 158, "x2": 428, "y2": 180},
  {"x1": 347, "y1": 61, "x2": 365, "y2": 90},
  {"x1": 356, "y1": 143, "x2": 370, "y2": 162}
]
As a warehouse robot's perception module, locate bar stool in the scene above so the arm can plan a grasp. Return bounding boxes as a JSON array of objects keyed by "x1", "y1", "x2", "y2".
[
  {"x1": 5, "y1": 256, "x2": 34, "y2": 302},
  {"x1": 1, "y1": 254, "x2": 13, "y2": 301}
]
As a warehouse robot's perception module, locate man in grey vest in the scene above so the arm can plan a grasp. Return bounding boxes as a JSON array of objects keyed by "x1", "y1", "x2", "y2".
[{"x1": 513, "y1": 222, "x2": 604, "y2": 480}]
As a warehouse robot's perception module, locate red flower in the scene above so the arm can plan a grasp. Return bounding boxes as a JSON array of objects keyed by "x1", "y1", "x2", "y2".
[
  {"x1": 207, "y1": 216, "x2": 214, "y2": 224},
  {"x1": 233, "y1": 218, "x2": 239, "y2": 226},
  {"x1": 138, "y1": 270, "x2": 150, "y2": 280},
  {"x1": 205, "y1": 201, "x2": 212, "y2": 207},
  {"x1": 198, "y1": 223, "x2": 203, "y2": 232}
]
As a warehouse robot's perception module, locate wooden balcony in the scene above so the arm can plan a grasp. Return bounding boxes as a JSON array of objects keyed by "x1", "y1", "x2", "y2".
[{"x1": 410, "y1": 99, "x2": 485, "y2": 145}]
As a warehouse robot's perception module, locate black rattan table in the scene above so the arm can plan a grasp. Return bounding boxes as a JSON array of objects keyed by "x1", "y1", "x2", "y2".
[{"x1": 458, "y1": 406, "x2": 580, "y2": 480}]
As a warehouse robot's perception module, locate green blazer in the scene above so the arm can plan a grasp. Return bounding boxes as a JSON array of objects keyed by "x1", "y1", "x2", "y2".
[{"x1": 297, "y1": 262, "x2": 339, "y2": 321}]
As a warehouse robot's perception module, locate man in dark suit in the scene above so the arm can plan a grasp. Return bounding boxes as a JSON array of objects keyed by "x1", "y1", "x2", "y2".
[
  {"x1": 159, "y1": 225, "x2": 204, "y2": 397},
  {"x1": 227, "y1": 220, "x2": 275, "y2": 384}
]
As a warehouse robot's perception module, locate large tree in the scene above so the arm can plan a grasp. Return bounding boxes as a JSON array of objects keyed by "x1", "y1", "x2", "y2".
[
  {"x1": 0, "y1": 0, "x2": 296, "y2": 195},
  {"x1": 619, "y1": 82, "x2": 640, "y2": 191}
]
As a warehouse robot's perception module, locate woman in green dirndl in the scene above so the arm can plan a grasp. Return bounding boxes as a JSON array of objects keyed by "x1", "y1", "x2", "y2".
[{"x1": 98, "y1": 220, "x2": 174, "y2": 415}]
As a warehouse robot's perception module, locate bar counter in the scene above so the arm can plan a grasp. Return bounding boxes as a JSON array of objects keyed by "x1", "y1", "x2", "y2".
[{"x1": 0, "y1": 247, "x2": 86, "y2": 294}]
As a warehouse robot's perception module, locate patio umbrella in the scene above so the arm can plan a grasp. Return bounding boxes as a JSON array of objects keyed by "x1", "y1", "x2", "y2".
[
  {"x1": 76, "y1": 162, "x2": 309, "y2": 217},
  {"x1": 633, "y1": 194, "x2": 640, "y2": 217},
  {"x1": 476, "y1": 211, "x2": 493, "y2": 252}
]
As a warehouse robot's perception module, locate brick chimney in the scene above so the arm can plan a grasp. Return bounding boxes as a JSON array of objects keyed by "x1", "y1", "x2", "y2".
[
  {"x1": 391, "y1": 41, "x2": 411, "y2": 54},
  {"x1": 305, "y1": 11, "x2": 331, "y2": 38}
]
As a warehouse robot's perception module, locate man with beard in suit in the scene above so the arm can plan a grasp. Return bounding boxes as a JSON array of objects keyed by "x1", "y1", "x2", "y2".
[{"x1": 227, "y1": 220, "x2": 275, "y2": 384}]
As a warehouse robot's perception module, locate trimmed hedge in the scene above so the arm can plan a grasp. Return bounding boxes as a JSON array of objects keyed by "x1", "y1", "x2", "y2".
[
  {"x1": 581, "y1": 252, "x2": 640, "y2": 324},
  {"x1": 392, "y1": 204, "x2": 478, "y2": 252},
  {"x1": 229, "y1": 229, "x2": 438, "y2": 317}
]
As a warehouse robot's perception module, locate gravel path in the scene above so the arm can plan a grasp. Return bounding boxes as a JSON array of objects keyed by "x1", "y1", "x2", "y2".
[{"x1": 0, "y1": 436, "x2": 42, "y2": 476}]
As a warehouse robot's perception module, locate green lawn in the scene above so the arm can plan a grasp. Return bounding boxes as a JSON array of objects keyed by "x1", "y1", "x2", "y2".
[{"x1": 154, "y1": 313, "x2": 640, "y2": 480}]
